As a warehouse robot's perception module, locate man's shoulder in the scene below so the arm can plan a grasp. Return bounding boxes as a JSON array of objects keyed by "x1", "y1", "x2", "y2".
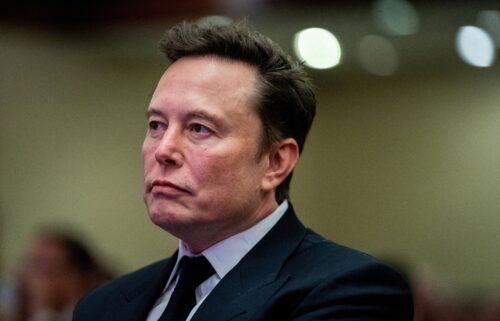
[
  {"x1": 291, "y1": 228, "x2": 402, "y2": 279},
  {"x1": 73, "y1": 258, "x2": 170, "y2": 320},
  {"x1": 275, "y1": 205, "x2": 400, "y2": 278},
  {"x1": 279, "y1": 228, "x2": 413, "y2": 320},
  {"x1": 300, "y1": 229, "x2": 377, "y2": 262},
  {"x1": 97, "y1": 258, "x2": 169, "y2": 295}
]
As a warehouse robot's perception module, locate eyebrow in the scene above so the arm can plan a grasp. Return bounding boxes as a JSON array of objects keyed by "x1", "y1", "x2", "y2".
[
  {"x1": 145, "y1": 108, "x2": 225, "y2": 126},
  {"x1": 145, "y1": 108, "x2": 163, "y2": 119},
  {"x1": 186, "y1": 110, "x2": 223, "y2": 124}
]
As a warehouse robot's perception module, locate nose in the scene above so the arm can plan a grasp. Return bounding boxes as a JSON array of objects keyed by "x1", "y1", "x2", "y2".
[{"x1": 154, "y1": 127, "x2": 184, "y2": 167}]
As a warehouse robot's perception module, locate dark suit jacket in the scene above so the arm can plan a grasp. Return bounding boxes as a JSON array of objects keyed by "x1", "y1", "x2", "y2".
[{"x1": 73, "y1": 205, "x2": 413, "y2": 321}]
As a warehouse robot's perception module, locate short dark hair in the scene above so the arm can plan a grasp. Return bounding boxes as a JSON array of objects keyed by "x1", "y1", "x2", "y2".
[{"x1": 159, "y1": 20, "x2": 316, "y2": 203}]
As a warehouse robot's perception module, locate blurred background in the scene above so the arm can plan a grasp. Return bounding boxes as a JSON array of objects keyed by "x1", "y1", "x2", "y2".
[{"x1": 1, "y1": 0, "x2": 500, "y2": 320}]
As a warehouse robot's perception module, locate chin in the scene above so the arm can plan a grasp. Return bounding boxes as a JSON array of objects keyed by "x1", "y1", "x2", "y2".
[
  {"x1": 149, "y1": 210, "x2": 172, "y2": 226},
  {"x1": 148, "y1": 208, "x2": 187, "y2": 234}
]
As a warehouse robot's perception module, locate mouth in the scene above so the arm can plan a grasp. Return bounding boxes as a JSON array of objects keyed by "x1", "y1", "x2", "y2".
[{"x1": 149, "y1": 179, "x2": 191, "y2": 195}]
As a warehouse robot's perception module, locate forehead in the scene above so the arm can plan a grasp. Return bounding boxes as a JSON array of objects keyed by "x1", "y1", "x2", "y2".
[{"x1": 150, "y1": 56, "x2": 259, "y2": 115}]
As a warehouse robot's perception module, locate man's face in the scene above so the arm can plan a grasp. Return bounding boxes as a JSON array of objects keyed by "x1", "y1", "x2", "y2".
[{"x1": 142, "y1": 56, "x2": 277, "y2": 251}]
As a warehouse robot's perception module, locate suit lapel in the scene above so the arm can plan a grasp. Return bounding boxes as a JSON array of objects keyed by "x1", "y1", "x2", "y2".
[
  {"x1": 191, "y1": 205, "x2": 306, "y2": 321},
  {"x1": 112, "y1": 253, "x2": 178, "y2": 321}
]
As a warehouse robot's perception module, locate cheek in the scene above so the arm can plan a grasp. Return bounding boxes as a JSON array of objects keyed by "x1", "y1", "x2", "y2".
[
  {"x1": 190, "y1": 154, "x2": 227, "y2": 183},
  {"x1": 142, "y1": 144, "x2": 156, "y2": 172},
  {"x1": 192, "y1": 151, "x2": 257, "y2": 189}
]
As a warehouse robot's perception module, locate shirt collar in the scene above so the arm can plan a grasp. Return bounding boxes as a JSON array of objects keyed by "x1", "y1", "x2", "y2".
[{"x1": 178, "y1": 200, "x2": 288, "y2": 279}]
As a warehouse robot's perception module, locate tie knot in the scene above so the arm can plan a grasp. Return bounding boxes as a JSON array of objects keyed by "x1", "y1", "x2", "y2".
[
  {"x1": 177, "y1": 256, "x2": 215, "y2": 290},
  {"x1": 158, "y1": 256, "x2": 215, "y2": 321}
]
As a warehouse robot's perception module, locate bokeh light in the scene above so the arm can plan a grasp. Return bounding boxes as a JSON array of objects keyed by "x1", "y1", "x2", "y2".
[
  {"x1": 373, "y1": 0, "x2": 419, "y2": 36},
  {"x1": 358, "y1": 35, "x2": 399, "y2": 76},
  {"x1": 456, "y1": 26, "x2": 496, "y2": 68},
  {"x1": 293, "y1": 27, "x2": 342, "y2": 69}
]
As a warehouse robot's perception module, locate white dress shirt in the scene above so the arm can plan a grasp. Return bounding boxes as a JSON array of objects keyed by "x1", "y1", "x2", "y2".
[{"x1": 146, "y1": 201, "x2": 288, "y2": 321}]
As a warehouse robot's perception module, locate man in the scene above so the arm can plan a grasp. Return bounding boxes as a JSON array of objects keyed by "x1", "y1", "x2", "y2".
[{"x1": 73, "y1": 21, "x2": 413, "y2": 321}]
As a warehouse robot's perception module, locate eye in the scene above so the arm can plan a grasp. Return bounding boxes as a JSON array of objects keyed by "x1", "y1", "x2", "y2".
[
  {"x1": 149, "y1": 121, "x2": 160, "y2": 130},
  {"x1": 190, "y1": 123, "x2": 211, "y2": 134},
  {"x1": 147, "y1": 120, "x2": 166, "y2": 138}
]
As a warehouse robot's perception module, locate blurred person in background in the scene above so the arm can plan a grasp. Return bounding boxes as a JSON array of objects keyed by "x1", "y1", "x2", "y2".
[
  {"x1": 2, "y1": 230, "x2": 112, "y2": 321},
  {"x1": 386, "y1": 258, "x2": 500, "y2": 321}
]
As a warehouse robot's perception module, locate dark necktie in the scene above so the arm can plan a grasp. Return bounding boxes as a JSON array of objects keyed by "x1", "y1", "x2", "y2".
[{"x1": 159, "y1": 256, "x2": 215, "y2": 321}]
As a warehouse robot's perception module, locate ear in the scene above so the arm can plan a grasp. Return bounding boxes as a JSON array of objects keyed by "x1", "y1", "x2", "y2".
[{"x1": 261, "y1": 138, "x2": 299, "y2": 192}]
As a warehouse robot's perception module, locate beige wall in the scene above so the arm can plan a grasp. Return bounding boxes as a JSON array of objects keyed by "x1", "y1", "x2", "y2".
[
  {"x1": 294, "y1": 73, "x2": 500, "y2": 291},
  {"x1": 0, "y1": 27, "x2": 176, "y2": 276},
  {"x1": 1, "y1": 25, "x2": 499, "y2": 293}
]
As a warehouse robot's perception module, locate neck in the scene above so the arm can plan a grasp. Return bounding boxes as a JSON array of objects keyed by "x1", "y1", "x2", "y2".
[{"x1": 182, "y1": 199, "x2": 280, "y2": 253}]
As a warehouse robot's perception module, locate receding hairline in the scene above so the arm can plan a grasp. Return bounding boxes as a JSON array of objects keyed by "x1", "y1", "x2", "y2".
[
  {"x1": 163, "y1": 53, "x2": 264, "y2": 108},
  {"x1": 168, "y1": 53, "x2": 260, "y2": 75}
]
